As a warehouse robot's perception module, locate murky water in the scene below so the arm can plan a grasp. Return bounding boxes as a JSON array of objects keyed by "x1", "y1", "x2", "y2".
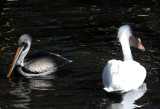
[{"x1": 0, "y1": 0, "x2": 160, "y2": 109}]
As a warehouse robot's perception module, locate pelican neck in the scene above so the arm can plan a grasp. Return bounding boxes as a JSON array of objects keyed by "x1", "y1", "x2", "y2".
[{"x1": 120, "y1": 35, "x2": 133, "y2": 61}]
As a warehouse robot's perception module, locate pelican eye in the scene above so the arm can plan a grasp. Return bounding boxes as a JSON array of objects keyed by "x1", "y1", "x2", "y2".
[{"x1": 21, "y1": 42, "x2": 28, "y2": 51}]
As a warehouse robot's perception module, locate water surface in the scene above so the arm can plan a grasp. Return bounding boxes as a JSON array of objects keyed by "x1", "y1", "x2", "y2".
[{"x1": 0, "y1": 0, "x2": 160, "y2": 109}]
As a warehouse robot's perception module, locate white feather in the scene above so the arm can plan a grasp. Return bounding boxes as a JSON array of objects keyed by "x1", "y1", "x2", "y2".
[{"x1": 102, "y1": 25, "x2": 146, "y2": 93}]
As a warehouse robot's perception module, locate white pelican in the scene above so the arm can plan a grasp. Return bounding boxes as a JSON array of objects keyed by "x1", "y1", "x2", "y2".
[
  {"x1": 7, "y1": 34, "x2": 72, "y2": 77},
  {"x1": 102, "y1": 25, "x2": 146, "y2": 93}
]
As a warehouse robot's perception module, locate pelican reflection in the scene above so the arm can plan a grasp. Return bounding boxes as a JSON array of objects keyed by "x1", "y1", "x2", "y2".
[{"x1": 106, "y1": 83, "x2": 147, "y2": 109}]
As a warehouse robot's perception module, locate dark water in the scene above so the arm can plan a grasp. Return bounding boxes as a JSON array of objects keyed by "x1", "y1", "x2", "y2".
[{"x1": 0, "y1": 0, "x2": 160, "y2": 109}]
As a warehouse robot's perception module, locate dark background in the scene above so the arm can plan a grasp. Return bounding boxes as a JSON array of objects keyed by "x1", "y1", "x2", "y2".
[{"x1": 0, "y1": 0, "x2": 160, "y2": 109}]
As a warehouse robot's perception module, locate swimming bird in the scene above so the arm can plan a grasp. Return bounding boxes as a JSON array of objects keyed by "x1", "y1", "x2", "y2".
[
  {"x1": 102, "y1": 25, "x2": 146, "y2": 93},
  {"x1": 7, "y1": 34, "x2": 72, "y2": 77}
]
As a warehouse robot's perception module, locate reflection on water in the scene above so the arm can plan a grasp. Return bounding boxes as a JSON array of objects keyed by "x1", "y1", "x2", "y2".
[
  {"x1": 0, "y1": 0, "x2": 160, "y2": 109},
  {"x1": 8, "y1": 76, "x2": 56, "y2": 108},
  {"x1": 9, "y1": 82, "x2": 31, "y2": 108},
  {"x1": 106, "y1": 83, "x2": 147, "y2": 109}
]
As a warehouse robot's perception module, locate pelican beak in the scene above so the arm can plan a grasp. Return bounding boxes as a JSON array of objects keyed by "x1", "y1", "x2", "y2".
[
  {"x1": 129, "y1": 35, "x2": 145, "y2": 51},
  {"x1": 7, "y1": 46, "x2": 24, "y2": 77}
]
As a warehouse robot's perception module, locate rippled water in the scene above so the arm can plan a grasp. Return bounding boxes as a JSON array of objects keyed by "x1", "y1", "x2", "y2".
[{"x1": 0, "y1": 0, "x2": 160, "y2": 109}]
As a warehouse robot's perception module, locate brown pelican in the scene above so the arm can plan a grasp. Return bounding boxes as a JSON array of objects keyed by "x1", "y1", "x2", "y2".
[{"x1": 7, "y1": 34, "x2": 72, "y2": 77}]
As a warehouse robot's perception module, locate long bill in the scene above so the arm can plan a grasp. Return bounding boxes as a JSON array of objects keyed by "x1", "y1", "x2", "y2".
[
  {"x1": 129, "y1": 35, "x2": 145, "y2": 51},
  {"x1": 7, "y1": 46, "x2": 24, "y2": 77}
]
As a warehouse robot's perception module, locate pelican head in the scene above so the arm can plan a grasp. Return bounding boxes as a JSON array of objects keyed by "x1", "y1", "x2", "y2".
[
  {"x1": 118, "y1": 25, "x2": 145, "y2": 51},
  {"x1": 7, "y1": 34, "x2": 32, "y2": 77},
  {"x1": 18, "y1": 34, "x2": 32, "y2": 48},
  {"x1": 118, "y1": 25, "x2": 132, "y2": 39}
]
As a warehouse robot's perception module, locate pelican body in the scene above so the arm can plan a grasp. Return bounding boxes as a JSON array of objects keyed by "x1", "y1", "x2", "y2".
[
  {"x1": 7, "y1": 34, "x2": 72, "y2": 77},
  {"x1": 102, "y1": 25, "x2": 146, "y2": 93}
]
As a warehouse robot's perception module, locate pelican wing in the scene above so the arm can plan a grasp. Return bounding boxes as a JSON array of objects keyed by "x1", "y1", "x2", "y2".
[
  {"x1": 102, "y1": 60, "x2": 146, "y2": 92},
  {"x1": 23, "y1": 52, "x2": 70, "y2": 73}
]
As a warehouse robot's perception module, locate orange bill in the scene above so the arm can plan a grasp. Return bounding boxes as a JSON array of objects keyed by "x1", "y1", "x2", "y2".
[
  {"x1": 129, "y1": 35, "x2": 145, "y2": 51},
  {"x1": 7, "y1": 46, "x2": 23, "y2": 77}
]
